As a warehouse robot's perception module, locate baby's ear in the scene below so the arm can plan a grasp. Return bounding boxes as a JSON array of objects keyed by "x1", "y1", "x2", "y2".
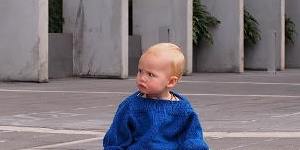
[{"x1": 167, "y1": 76, "x2": 179, "y2": 88}]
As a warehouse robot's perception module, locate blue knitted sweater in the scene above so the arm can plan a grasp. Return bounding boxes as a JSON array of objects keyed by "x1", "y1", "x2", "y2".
[{"x1": 103, "y1": 91, "x2": 209, "y2": 150}]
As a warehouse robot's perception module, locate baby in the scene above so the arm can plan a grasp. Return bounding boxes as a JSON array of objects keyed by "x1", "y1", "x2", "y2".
[{"x1": 103, "y1": 43, "x2": 209, "y2": 150}]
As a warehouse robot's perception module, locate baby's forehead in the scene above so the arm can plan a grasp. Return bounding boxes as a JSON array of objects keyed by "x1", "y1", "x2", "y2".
[
  {"x1": 141, "y1": 51, "x2": 171, "y2": 62},
  {"x1": 141, "y1": 51, "x2": 169, "y2": 62},
  {"x1": 140, "y1": 51, "x2": 172, "y2": 67}
]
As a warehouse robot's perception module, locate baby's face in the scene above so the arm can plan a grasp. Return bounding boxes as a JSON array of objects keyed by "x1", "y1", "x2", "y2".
[{"x1": 136, "y1": 53, "x2": 172, "y2": 98}]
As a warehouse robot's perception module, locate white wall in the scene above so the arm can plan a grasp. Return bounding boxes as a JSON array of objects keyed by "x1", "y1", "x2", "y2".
[
  {"x1": 286, "y1": 0, "x2": 300, "y2": 68},
  {"x1": 245, "y1": 0, "x2": 285, "y2": 70},
  {"x1": 132, "y1": 0, "x2": 193, "y2": 74},
  {"x1": 63, "y1": 0, "x2": 128, "y2": 78},
  {"x1": 0, "y1": 0, "x2": 48, "y2": 82},
  {"x1": 195, "y1": 0, "x2": 244, "y2": 73}
]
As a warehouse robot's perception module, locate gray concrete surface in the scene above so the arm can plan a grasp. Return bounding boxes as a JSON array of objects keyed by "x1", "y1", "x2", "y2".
[
  {"x1": 245, "y1": 0, "x2": 285, "y2": 70},
  {"x1": 48, "y1": 33, "x2": 73, "y2": 79},
  {"x1": 63, "y1": 0, "x2": 128, "y2": 78},
  {"x1": 195, "y1": 0, "x2": 244, "y2": 73},
  {"x1": 286, "y1": 0, "x2": 300, "y2": 68},
  {"x1": 132, "y1": 0, "x2": 193, "y2": 74},
  {"x1": 128, "y1": 35, "x2": 142, "y2": 76},
  {"x1": 0, "y1": 0, "x2": 48, "y2": 82},
  {"x1": 1, "y1": 69, "x2": 300, "y2": 150}
]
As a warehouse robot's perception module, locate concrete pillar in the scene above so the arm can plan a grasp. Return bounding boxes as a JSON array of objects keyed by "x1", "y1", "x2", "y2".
[
  {"x1": 286, "y1": 0, "x2": 300, "y2": 68},
  {"x1": 63, "y1": 0, "x2": 128, "y2": 78},
  {"x1": 132, "y1": 0, "x2": 193, "y2": 74},
  {"x1": 49, "y1": 33, "x2": 73, "y2": 79},
  {"x1": 195, "y1": 0, "x2": 244, "y2": 73},
  {"x1": 128, "y1": 35, "x2": 142, "y2": 76},
  {"x1": 245, "y1": 0, "x2": 285, "y2": 70},
  {"x1": 0, "y1": 0, "x2": 48, "y2": 82}
]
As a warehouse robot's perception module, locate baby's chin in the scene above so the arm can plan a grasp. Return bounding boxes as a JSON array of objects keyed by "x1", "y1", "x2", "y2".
[
  {"x1": 139, "y1": 90, "x2": 148, "y2": 95},
  {"x1": 137, "y1": 89, "x2": 153, "y2": 97},
  {"x1": 137, "y1": 84, "x2": 147, "y2": 92}
]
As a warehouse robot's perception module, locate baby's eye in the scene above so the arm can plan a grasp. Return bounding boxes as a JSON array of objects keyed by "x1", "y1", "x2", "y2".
[
  {"x1": 148, "y1": 73, "x2": 155, "y2": 77},
  {"x1": 138, "y1": 69, "x2": 142, "y2": 73}
]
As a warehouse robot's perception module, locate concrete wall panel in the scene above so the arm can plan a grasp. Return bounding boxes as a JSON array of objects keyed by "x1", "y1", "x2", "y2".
[
  {"x1": 63, "y1": 0, "x2": 128, "y2": 78},
  {"x1": 195, "y1": 0, "x2": 244, "y2": 73},
  {"x1": 49, "y1": 33, "x2": 73, "y2": 79},
  {"x1": 132, "y1": 0, "x2": 193, "y2": 74},
  {"x1": 286, "y1": 0, "x2": 300, "y2": 68},
  {"x1": 128, "y1": 35, "x2": 142, "y2": 76},
  {"x1": 245, "y1": 0, "x2": 285, "y2": 70},
  {"x1": 0, "y1": 0, "x2": 48, "y2": 82}
]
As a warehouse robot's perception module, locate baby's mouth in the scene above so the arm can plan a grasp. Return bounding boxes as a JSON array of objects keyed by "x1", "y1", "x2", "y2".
[{"x1": 137, "y1": 83, "x2": 147, "y2": 90}]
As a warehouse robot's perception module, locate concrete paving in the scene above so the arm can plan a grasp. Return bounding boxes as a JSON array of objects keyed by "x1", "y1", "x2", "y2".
[{"x1": 0, "y1": 69, "x2": 300, "y2": 150}]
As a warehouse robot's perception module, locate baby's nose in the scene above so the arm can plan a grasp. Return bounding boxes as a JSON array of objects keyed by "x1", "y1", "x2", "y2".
[{"x1": 138, "y1": 74, "x2": 148, "y2": 82}]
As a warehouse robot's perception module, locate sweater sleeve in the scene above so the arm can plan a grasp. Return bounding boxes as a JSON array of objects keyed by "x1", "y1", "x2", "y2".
[
  {"x1": 103, "y1": 100, "x2": 134, "y2": 150},
  {"x1": 179, "y1": 112, "x2": 209, "y2": 150}
]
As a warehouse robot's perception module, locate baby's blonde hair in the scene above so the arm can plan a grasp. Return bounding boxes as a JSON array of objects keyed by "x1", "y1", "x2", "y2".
[{"x1": 142, "y1": 43, "x2": 185, "y2": 78}]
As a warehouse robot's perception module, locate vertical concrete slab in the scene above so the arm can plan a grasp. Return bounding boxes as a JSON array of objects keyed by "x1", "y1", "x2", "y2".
[
  {"x1": 132, "y1": 0, "x2": 193, "y2": 74},
  {"x1": 286, "y1": 0, "x2": 300, "y2": 68},
  {"x1": 195, "y1": 0, "x2": 244, "y2": 73},
  {"x1": 0, "y1": 0, "x2": 48, "y2": 82},
  {"x1": 245, "y1": 0, "x2": 285, "y2": 70},
  {"x1": 49, "y1": 33, "x2": 73, "y2": 78},
  {"x1": 63, "y1": 0, "x2": 128, "y2": 78},
  {"x1": 128, "y1": 35, "x2": 142, "y2": 76}
]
